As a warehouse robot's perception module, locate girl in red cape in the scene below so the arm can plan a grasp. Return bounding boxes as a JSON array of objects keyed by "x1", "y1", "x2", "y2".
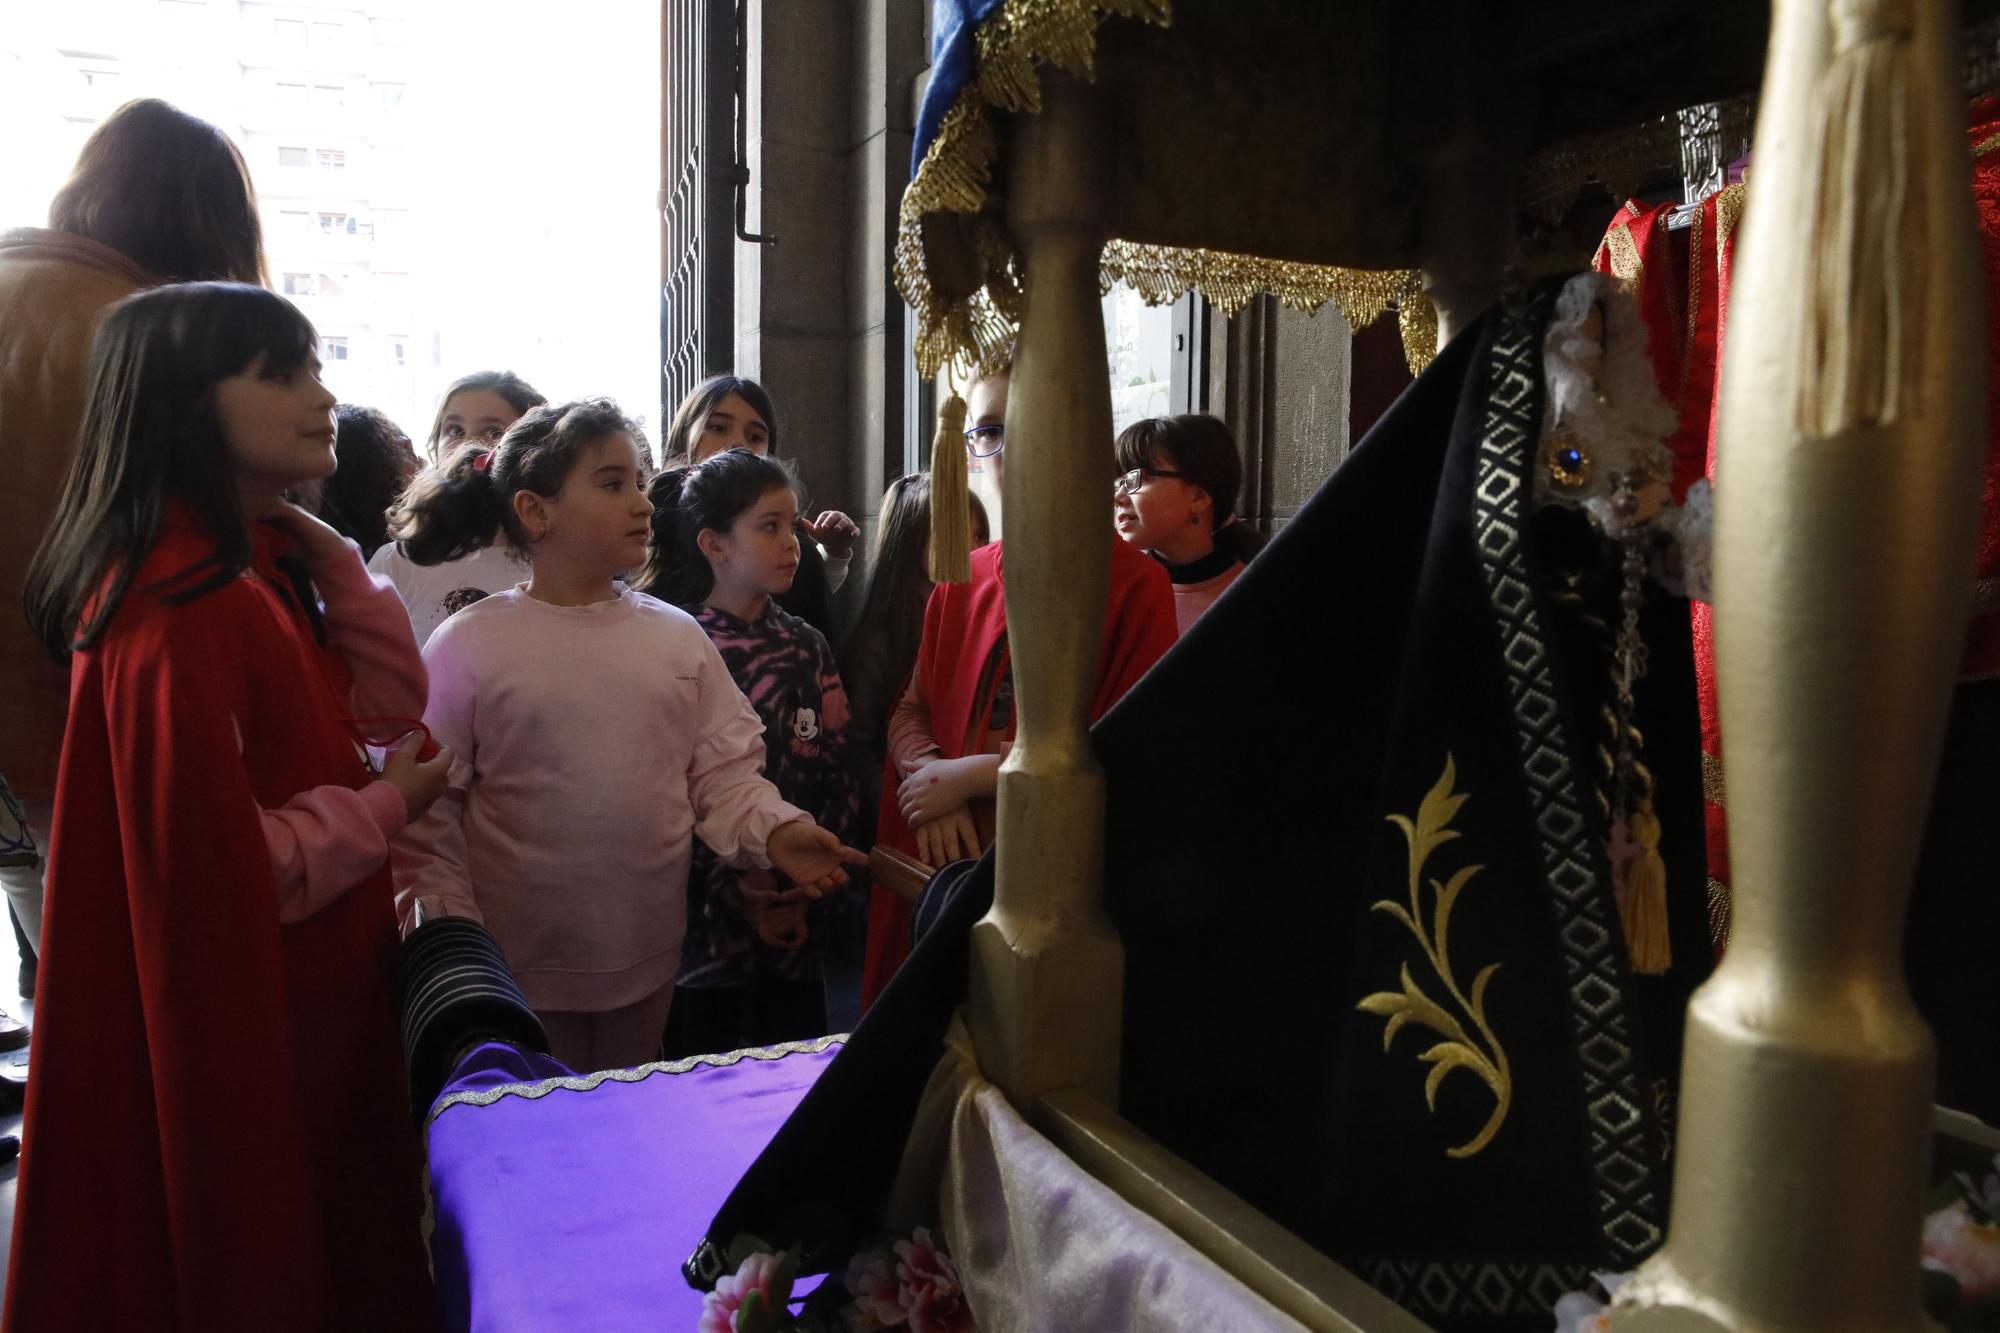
[
  {"x1": 10, "y1": 282, "x2": 449, "y2": 1331},
  {"x1": 859, "y1": 366, "x2": 1179, "y2": 1007}
]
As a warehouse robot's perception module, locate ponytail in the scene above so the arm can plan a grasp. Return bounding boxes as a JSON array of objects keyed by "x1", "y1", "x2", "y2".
[
  {"x1": 387, "y1": 397, "x2": 643, "y2": 567},
  {"x1": 1214, "y1": 515, "x2": 1266, "y2": 565},
  {"x1": 635, "y1": 467, "x2": 704, "y2": 603},
  {"x1": 386, "y1": 442, "x2": 509, "y2": 566}
]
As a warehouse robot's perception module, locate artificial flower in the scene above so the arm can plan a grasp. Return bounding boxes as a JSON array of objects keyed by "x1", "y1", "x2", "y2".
[{"x1": 701, "y1": 1251, "x2": 786, "y2": 1333}]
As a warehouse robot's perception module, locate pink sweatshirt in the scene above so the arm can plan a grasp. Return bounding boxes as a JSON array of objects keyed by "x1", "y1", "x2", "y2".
[
  {"x1": 390, "y1": 587, "x2": 807, "y2": 1013},
  {"x1": 259, "y1": 536, "x2": 426, "y2": 924}
]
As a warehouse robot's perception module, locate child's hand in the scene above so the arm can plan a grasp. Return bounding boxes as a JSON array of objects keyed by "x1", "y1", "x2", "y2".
[
  {"x1": 766, "y1": 820, "x2": 867, "y2": 897},
  {"x1": 897, "y1": 754, "x2": 994, "y2": 828},
  {"x1": 383, "y1": 738, "x2": 453, "y2": 822},
  {"x1": 258, "y1": 500, "x2": 352, "y2": 567},
  {"x1": 803, "y1": 510, "x2": 861, "y2": 560},
  {"x1": 915, "y1": 809, "x2": 981, "y2": 866},
  {"x1": 753, "y1": 899, "x2": 809, "y2": 951}
]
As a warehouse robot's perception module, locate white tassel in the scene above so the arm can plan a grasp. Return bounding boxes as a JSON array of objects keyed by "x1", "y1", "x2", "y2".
[{"x1": 1794, "y1": 0, "x2": 1927, "y2": 435}]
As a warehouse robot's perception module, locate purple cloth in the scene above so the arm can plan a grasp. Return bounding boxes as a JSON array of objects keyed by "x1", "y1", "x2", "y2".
[{"x1": 426, "y1": 1039, "x2": 842, "y2": 1331}]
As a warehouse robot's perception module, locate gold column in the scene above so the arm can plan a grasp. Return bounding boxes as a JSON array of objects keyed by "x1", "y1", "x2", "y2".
[
  {"x1": 1619, "y1": 1, "x2": 1983, "y2": 1329},
  {"x1": 966, "y1": 73, "x2": 1125, "y2": 1107}
]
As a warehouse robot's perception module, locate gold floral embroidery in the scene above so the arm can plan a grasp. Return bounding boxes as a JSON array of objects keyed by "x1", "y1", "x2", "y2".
[{"x1": 1357, "y1": 755, "x2": 1513, "y2": 1158}]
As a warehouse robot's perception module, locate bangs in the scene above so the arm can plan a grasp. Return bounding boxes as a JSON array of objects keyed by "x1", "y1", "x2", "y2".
[{"x1": 1114, "y1": 418, "x2": 1174, "y2": 474}]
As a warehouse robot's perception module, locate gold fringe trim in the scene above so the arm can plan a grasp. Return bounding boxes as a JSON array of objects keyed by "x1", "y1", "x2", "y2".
[{"x1": 894, "y1": 0, "x2": 1424, "y2": 376}]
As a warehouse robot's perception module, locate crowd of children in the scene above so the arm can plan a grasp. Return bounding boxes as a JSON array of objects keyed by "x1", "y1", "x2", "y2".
[{"x1": 0, "y1": 122, "x2": 1265, "y2": 1333}]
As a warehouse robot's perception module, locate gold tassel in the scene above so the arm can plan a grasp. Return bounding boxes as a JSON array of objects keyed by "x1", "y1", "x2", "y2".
[
  {"x1": 1793, "y1": 0, "x2": 1926, "y2": 435},
  {"x1": 927, "y1": 374, "x2": 972, "y2": 584},
  {"x1": 1621, "y1": 802, "x2": 1673, "y2": 975}
]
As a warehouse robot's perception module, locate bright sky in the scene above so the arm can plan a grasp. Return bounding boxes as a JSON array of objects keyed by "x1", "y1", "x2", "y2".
[{"x1": 0, "y1": 0, "x2": 662, "y2": 447}]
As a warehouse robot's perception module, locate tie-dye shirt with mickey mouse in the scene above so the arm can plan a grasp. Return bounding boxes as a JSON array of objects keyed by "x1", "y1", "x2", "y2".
[{"x1": 679, "y1": 601, "x2": 862, "y2": 987}]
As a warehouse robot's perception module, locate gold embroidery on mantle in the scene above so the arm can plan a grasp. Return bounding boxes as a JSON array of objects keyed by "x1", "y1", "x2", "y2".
[
  {"x1": 1715, "y1": 182, "x2": 1748, "y2": 253},
  {"x1": 1357, "y1": 754, "x2": 1513, "y2": 1158},
  {"x1": 1601, "y1": 221, "x2": 1644, "y2": 287}
]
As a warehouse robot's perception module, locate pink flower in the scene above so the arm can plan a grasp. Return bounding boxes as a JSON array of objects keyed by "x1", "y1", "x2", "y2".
[
  {"x1": 700, "y1": 1251, "x2": 784, "y2": 1333},
  {"x1": 844, "y1": 1248, "x2": 907, "y2": 1330},
  {"x1": 1923, "y1": 1200, "x2": 2000, "y2": 1302},
  {"x1": 893, "y1": 1228, "x2": 974, "y2": 1333}
]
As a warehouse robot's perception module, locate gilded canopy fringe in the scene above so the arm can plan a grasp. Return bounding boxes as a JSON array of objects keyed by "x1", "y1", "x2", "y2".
[{"x1": 894, "y1": 0, "x2": 1433, "y2": 379}]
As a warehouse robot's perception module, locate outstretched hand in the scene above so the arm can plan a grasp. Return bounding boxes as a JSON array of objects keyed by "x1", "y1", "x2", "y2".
[{"x1": 766, "y1": 820, "x2": 867, "y2": 898}]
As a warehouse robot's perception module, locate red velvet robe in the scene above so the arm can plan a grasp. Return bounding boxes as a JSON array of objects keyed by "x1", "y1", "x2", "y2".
[
  {"x1": 3, "y1": 515, "x2": 433, "y2": 1332},
  {"x1": 859, "y1": 538, "x2": 1178, "y2": 1008},
  {"x1": 1595, "y1": 184, "x2": 1746, "y2": 941}
]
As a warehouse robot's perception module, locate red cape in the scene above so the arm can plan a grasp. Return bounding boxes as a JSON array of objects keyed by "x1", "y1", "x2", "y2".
[
  {"x1": 860, "y1": 538, "x2": 1178, "y2": 1007},
  {"x1": 4, "y1": 515, "x2": 432, "y2": 1331}
]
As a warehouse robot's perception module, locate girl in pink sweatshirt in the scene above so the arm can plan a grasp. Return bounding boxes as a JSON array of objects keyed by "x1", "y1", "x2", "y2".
[{"x1": 389, "y1": 398, "x2": 863, "y2": 1072}]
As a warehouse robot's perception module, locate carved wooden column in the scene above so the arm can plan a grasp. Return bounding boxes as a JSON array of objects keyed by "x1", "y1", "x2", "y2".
[
  {"x1": 1621, "y1": 0, "x2": 1983, "y2": 1327},
  {"x1": 967, "y1": 72, "x2": 1125, "y2": 1106}
]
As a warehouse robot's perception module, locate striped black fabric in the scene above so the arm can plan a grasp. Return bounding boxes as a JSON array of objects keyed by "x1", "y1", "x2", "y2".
[{"x1": 397, "y1": 916, "x2": 548, "y2": 1122}]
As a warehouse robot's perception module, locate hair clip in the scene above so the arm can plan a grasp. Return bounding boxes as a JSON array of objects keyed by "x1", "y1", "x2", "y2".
[{"x1": 472, "y1": 450, "x2": 493, "y2": 474}]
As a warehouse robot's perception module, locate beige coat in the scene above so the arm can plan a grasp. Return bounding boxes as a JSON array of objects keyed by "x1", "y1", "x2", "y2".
[{"x1": 0, "y1": 228, "x2": 152, "y2": 801}]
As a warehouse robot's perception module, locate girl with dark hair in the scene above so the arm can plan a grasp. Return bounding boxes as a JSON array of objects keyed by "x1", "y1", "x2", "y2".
[
  {"x1": 639, "y1": 449, "x2": 862, "y2": 1054},
  {"x1": 0, "y1": 98, "x2": 269, "y2": 989},
  {"x1": 838, "y1": 474, "x2": 989, "y2": 837},
  {"x1": 313, "y1": 404, "x2": 418, "y2": 559},
  {"x1": 370, "y1": 369, "x2": 547, "y2": 645},
  {"x1": 663, "y1": 374, "x2": 860, "y2": 637},
  {"x1": 1112, "y1": 414, "x2": 1265, "y2": 635},
  {"x1": 11, "y1": 282, "x2": 446, "y2": 1331},
  {"x1": 390, "y1": 407, "x2": 864, "y2": 1072}
]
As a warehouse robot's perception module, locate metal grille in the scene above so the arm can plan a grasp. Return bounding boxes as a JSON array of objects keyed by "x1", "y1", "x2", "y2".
[{"x1": 661, "y1": 0, "x2": 731, "y2": 427}]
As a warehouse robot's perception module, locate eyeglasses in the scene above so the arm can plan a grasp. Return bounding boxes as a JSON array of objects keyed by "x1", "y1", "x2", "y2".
[
  {"x1": 1114, "y1": 466, "x2": 1185, "y2": 496},
  {"x1": 963, "y1": 423, "x2": 1005, "y2": 458}
]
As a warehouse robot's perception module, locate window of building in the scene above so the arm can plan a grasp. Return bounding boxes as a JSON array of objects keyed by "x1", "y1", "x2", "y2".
[
  {"x1": 371, "y1": 17, "x2": 408, "y2": 46},
  {"x1": 374, "y1": 82, "x2": 404, "y2": 109},
  {"x1": 312, "y1": 84, "x2": 343, "y2": 112},
  {"x1": 316, "y1": 211, "x2": 348, "y2": 234},
  {"x1": 280, "y1": 272, "x2": 314, "y2": 296},
  {"x1": 316, "y1": 148, "x2": 346, "y2": 170},
  {"x1": 275, "y1": 80, "x2": 306, "y2": 107},
  {"x1": 277, "y1": 145, "x2": 308, "y2": 168},
  {"x1": 318, "y1": 273, "x2": 346, "y2": 298},
  {"x1": 310, "y1": 21, "x2": 342, "y2": 46},
  {"x1": 279, "y1": 209, "x2": 309, "y2": 232},
  {"x1": 78, "y1": 67, "x2": 120, "y2": 88},
  {"x1": 273, "y1": 17, "x2": 304, "y2": 46},
  {"x1": 390, "y1": 338, "x2": 408, "y2": 367},
  {"x1": 323, "y1": 336, "x2": 349, "y2": 360}
]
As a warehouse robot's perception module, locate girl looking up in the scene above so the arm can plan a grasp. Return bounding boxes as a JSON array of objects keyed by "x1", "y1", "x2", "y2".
[
  {"x1": 1112, "y1": 414, "x2": 1264, "y2": 635},
  {"x1": 639, "y1": 450, "x2": 860, "y2": 1054},
  {"x1": 13, "y1": 281, "x2": 445, "y2": 1330},
  {"x1": 371, "y1": 369, "x2": 546, "y2": 645},
  {"x1": 663, "y1": 375, "x2": 859, "y2": 638},
  {"x1": 392, "y1": 402, "x2": 863, "y2": 1072}
]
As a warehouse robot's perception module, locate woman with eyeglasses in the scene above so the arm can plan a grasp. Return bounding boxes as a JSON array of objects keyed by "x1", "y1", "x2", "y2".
[{"x1": 1112, "y1": 415, "x2": 1265, "y2": 635}]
